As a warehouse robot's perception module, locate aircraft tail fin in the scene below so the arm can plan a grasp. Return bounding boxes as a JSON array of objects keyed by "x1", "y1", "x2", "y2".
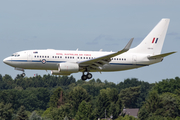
[{"x1": 130, "y1": 18, "x2": 170, "y2": 55}]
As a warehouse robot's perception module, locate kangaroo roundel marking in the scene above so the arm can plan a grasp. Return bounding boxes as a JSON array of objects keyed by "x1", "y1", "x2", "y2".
[{"x1": 42, "y1": 59, "x2": 46, "y2": 64}]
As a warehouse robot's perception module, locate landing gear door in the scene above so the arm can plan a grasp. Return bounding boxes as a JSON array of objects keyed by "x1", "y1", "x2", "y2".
[{"x1": 27, "y1": 52, "x2": 32, "y2": 62}]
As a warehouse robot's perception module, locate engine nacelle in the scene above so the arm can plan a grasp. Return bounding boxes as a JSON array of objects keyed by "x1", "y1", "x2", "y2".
[
  {"x1": 58, "y1": 63, "x2": 79, "y2": 72},
  {"x1": 51, "y1": 63, "x2": 79, "y2": 75}
]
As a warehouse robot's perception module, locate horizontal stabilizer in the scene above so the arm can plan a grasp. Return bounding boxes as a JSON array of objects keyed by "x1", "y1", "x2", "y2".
[{"x1": 148, "y1": 51, "x2": 176, "y2": 59}]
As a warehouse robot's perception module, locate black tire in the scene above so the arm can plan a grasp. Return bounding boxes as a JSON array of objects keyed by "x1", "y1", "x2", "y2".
[
  {"x1": 21, "y1": 73, "x2": 25, "y2": 77},
  {"x1": 87, "y1": 73, "x2": 92, "y2": 79},
  {"x1": 81, "y1": 75, "x2": 87, "y2": 81}
]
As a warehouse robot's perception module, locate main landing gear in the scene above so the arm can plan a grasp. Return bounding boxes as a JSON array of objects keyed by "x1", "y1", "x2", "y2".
[{"x1": 81, "y1": 72, "x2": 92, "y2": 81}]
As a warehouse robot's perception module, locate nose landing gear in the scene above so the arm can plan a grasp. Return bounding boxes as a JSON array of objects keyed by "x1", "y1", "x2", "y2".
[
  {"x1": 15, "y1": 68, "x2": 26, "y2": 77},
  {"x1": 21, "y1": 73, "x2": 26, "y2": 77}
]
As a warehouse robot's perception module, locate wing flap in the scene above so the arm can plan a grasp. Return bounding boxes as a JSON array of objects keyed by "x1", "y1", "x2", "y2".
[{"x1": 148, "y1": 51, "x2": 176, "y2": 59}]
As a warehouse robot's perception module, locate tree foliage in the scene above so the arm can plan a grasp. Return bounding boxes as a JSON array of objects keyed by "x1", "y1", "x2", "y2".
[
  {"x1": 139, "y1": 77, "x2": 180, "y2": 119},
  {"x1": 0, "y1": 102, "x2": 13, "y2": 120},
  {"x1": 74, "y1": 101, "x2": 93, "y2": 120},
  {"x1": 0, "y1": 73, "x2": 179, "y2": 119},
  {"x1": 49, "y1": 87, "x2": 64, "y2": 108},
  {"x1": 94, "y1": 88, "x2": 123, "y2": 119},
  {"x1": 119, "y1": 86, "x2": 140, "y2": 108},
  {"x1": 68, "y1": 86, "x2": 90, "y2": 117},
  {"x1": 16, "y1": 106, "x2": 29, "y2": 120},
  {"x1": 153, "y1": 77, "x2": 180, "y2": 94}
]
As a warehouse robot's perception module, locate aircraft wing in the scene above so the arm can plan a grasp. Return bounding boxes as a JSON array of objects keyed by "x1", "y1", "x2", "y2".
[
  {"x1": 148, "y1": 51, "x2": 176, "y2": 59},
  {"x1": 78, "y1": 38, "x2": 134, "y2": 70}
]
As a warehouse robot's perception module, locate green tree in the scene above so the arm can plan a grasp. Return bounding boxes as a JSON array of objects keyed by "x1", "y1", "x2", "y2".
[
  {"x1": 94, "y1": 89, "x2": 110, "y2": 119},
  {"x1": 48, "y1": 103, "x2": 71, "y2": 120},
  {"x1": 94, "y1": 88, "x2": 122, "y2": 119},
  {"x1": 49, "y1": 87, "x2": 64, "y2": 108},
  {"x1": 119, "y1": 86, "x2": 140, "y2": 108},
  {"x1": 74, "y1": 101, "x2": 93, "y2": 120},
  {"x1": 138, "y1": 91, "x2": 161, "y2": 120},
  {"x1": 16, "y1": 106, "x2": 28, "y2": 120},
  {"x1": 153, "y1": 77, "x2": 180, "y2": 94},
  {"x1": 2, "y1": 74, "x2": 14, "y2": 89},
  {"x1": 159, "y1": 93, "x2": 180, "y2": 117},
  {"x1": 138, "y1": 91, "x2": 180, "y2": 119},
  {"x1": 68, "y1": 86, "x2": 90, "y2": 117},
  {"x1": 0, "y1": 102, "x2": 13, "y2": 120}
]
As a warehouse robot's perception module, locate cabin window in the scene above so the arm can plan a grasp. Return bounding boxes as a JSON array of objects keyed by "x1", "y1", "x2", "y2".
[
  {"x1": 34, "y1": 56, "x2": 36, "y2": 58},
  {"x1": 52, "y1": 56, "x2": 54, "y2": 58}
]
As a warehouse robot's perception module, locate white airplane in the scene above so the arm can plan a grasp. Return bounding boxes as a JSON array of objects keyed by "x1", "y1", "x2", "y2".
[{"x1": 3, "y1": 18, "x2": 176, "y2": 80}]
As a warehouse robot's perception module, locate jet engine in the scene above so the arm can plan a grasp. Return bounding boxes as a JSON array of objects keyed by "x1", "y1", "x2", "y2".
[{"x1": 51, "y1": 63, "x2": 79, "y2": 75}]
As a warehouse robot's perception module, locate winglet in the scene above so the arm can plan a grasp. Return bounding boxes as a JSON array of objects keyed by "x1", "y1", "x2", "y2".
[{"x1": 123, "y1": 38, "x2": 134, "y2": 51}]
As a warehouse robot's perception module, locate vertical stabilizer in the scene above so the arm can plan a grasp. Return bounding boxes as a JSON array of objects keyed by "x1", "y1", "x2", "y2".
[{"x1": 130, "y1": 19, "x2": 170, "y2": 55}]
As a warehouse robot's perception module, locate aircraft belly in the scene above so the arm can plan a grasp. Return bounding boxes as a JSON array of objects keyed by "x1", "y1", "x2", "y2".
[
  {"x1": 101, "y1": 64, "x2": 138, "y2": 72},
  {"x1": 11, "y1": 61, "x2": 58, "y2": 70}
]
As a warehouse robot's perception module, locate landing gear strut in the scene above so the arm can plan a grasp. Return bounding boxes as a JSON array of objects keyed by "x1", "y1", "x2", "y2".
[
  {"x1": 15, "y1": 68, "x2": 25, "y2": 77},
  {"x1": 81, "y1": 72, "x2": 92, "y2": 81}
]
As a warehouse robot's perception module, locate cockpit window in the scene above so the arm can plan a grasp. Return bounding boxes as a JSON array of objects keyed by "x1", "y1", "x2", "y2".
[{"x1": 11, "y1": 54, "x2": 20, "y2": 57}]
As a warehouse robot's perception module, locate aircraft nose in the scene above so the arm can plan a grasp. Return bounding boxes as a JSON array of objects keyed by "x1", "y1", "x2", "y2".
[{"x1": 3, "y1": 57, "x2": 11, "y2": 65}]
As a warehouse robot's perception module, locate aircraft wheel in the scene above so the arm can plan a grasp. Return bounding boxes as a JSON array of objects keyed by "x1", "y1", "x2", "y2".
[
  {"x1": 81, "y1": 75, "x2": 87, "y2": 81},
  {"x1": 87, "y1": 73, "x2": 92, "y2": 79},
  {"x1": 21, "y1": 73, "x2": 25, "y2": 77}
]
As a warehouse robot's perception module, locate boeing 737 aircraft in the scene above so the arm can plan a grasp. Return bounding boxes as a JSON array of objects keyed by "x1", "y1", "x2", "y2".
[{"x1": 3, "y1": 18, "x2": 176, "y2": 80}]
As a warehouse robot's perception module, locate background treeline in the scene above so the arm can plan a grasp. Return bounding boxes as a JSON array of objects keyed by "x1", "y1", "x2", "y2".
[{"x1": 0, "y1": 74, "x2": 180, "y2": 120}]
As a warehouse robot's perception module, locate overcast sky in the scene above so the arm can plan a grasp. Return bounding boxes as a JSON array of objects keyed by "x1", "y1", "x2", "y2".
[{"x1": 0, "y1": 0, "x2": 180, "y2": 83}]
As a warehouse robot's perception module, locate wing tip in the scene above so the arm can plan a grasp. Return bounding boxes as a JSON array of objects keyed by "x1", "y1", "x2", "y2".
[{"x1": 123, "y1": 38, "x2": 134, "y2": 51}]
